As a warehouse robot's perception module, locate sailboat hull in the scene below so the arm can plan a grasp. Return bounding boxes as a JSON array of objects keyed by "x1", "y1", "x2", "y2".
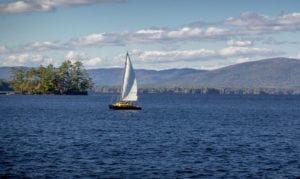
[{"x1": 109, "y1": 104, "x2": 142, "y2": 110}]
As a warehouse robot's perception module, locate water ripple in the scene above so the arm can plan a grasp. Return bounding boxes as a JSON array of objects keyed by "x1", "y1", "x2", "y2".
[{"x1": 0, "y1": 94, "x2": 300, "y2": 178}]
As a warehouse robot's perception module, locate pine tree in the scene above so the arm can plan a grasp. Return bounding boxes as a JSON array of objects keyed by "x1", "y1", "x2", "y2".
[{"x1": 10, "y1": 67, "x2": 26, "y2": 94}]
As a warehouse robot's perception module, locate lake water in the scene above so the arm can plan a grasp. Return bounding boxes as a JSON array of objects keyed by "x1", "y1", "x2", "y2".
[{"x1": 0, "y1": 93, "x2": 299, "y2": 178}]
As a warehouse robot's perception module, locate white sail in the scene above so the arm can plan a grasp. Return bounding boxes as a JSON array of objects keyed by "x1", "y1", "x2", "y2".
[{"x1": 121, "y1": 53, "x2": 138, "y2": 102}]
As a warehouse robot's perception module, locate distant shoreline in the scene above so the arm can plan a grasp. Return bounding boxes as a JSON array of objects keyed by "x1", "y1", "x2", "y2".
[
  {"x1": 94, "y1": 86, "x2": 300, "y2": 95},
  {"x1": 3, "y1": 86, "x2": 300, "y2": 96}
]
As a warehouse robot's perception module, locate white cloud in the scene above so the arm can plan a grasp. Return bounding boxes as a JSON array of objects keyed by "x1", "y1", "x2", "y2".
[
  {"x1": 218, "y1": 46, "x2": 282, "y2": 57},
  {"x1": 135, "y1": 49, "x2": 216, "y2": 63},
  {"x1": 227, "y1": 40, "x2": 252, "y2": 47},
  {"x1": 73, "y1": 34, "x2": 105, "y2": 46},
  {"x1": 65, "y1": 51, "x2": 102, "y2": 68},
  {"x1": 234, "y1": 57, "x2": 252, "y2": 64},
  {"x1": 135, "y1": 29, "x2": 165, "y2": 41},
  {"x1": 205, "y1": 27, "x2": 229, "y2": 37},
  {"x1": 278, "y1": 13, "x2": 300, "y2": 26},
  {"x1": 71, "y1": 32, "x2": 126, "y2": 47},
  {"x1": 131, "y1": 48, "x2": 281, "y2": 64},
  {"x1": 165, "y1": 27, "x2": 230, "y2": 40},
  {"x1": 0, "y1": 0, "x2": 123, "y2": 14},
  {"x1": 225, "y1": 12, "x2": 272, "y2": 26},
  {"x1": 66, "y1": 51, "x2": 88, "y2": 61},
  {"x1": 82, "y1": 57, "x2": 102, "y2": 68},
  {"x1": 167, "y1": 27, "x2": 202, "y2": 39},
  {"x1": 224, "y1": 11, "x2": 300, "y2": 33},
  {"x1": 25, "y1": 41, "x2": 66, "y2": 51},
  {"x1": 0, "y1": 53, "x2": 54, "y2": 67},
  {"x1": 129, "y1": 47, "x2": 281, "y2": 67},
  {"x1": 69, "y1": 26, "x2": 231, "y2": 48},
  {"x1": 0, "y1": 1, "x2": 38, "y2": 14}
]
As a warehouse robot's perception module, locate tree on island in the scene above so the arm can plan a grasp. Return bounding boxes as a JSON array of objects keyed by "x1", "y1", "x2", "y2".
[
  {"x1": 10, "y1": 67, "x2": 26, "y2": 94},
  {"x1": 10, "y1": 61, "x2": 93, "y2": 95}
]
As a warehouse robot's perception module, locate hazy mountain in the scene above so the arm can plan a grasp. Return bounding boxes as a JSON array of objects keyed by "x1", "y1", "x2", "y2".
[
  {"x1": 88, "y1": 68, "x2": 205, "y2": 86},
  {"x1": 174, "y1": 57, "x2": 300, "y2": 88},
  {"x1": 1, "y1": 57, "x2": 300, "y2": 88},
  {"x1": 88, "y1": 68, "x2": 123, "y2": 86},
  {"x1": 0, "y1": 67, "x2": 11, "y2": 80}
]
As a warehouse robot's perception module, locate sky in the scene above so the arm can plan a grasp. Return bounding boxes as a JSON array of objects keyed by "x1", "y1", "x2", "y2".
[{"x1": 0, "y1": 0, "x2": 300, "y2": 70}]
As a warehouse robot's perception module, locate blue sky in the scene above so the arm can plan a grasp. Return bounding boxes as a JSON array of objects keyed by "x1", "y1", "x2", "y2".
[{"x1": 0, "y1": 0, "x2": 300, "y2": 69}]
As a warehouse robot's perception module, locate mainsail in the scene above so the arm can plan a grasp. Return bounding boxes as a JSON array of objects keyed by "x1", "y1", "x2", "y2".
[{"x1": 121, "y1": 53, "x2": 138, "y2": 101}]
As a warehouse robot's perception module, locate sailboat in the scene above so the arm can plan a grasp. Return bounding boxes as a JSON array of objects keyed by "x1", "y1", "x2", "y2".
[{"x1": 109, "y1": 52, "x2": 142, "y2": 110}]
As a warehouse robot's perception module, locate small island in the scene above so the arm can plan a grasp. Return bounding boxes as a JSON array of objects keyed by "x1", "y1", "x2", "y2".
[{"x1": 10, "y1": 61, "x2": 93, "y2": 95}]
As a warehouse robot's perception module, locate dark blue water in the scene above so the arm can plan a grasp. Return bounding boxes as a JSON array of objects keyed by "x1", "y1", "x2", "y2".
[{"x1": 0, "y1": 93, "x2": 299, "y2": 178}]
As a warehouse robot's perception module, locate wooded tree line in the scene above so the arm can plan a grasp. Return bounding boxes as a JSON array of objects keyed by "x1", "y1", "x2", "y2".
[{"x1": 10, "y1": 61, "x2": 93, "y2": 95}]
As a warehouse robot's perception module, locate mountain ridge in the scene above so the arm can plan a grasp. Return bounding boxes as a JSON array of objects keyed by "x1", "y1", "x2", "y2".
[{"x1": 175, "y1": 57, "x2": 300, "y2": 88}]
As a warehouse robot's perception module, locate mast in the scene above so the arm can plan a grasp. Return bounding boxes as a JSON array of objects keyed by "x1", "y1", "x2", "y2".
[{"x1": 119, "y1": 52, "x2": 128, "y2": 101}]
